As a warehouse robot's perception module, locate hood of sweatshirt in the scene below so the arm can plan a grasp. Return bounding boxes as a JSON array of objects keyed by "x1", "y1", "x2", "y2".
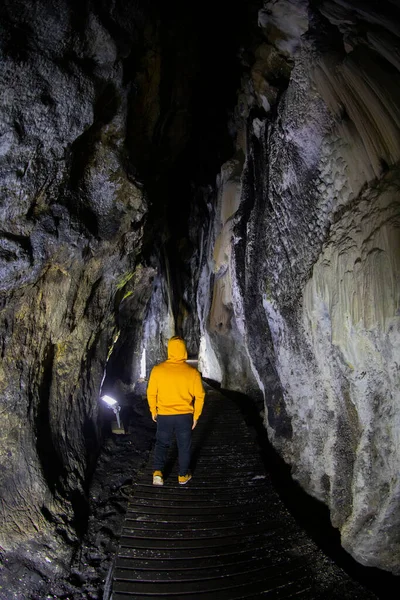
[{"x1": 167, "y1": 337, "x2": 188, "y2": 362}]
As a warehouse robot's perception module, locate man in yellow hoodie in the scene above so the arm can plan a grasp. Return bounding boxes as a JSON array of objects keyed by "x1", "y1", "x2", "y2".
[{"x1": 147, "y1": 336, "x2": 205, "y2": 486}]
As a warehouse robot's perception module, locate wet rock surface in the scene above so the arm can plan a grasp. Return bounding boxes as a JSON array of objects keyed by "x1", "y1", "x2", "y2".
[
  {"x1": 0, "y1": 0, "x2": 151, "y2": 568},
  {"x1": 0, "y1": 394, "x2": 155, "y2": 600},
  {"x1": 195, "y1": 0, "x2": 400, "y2": 574}
]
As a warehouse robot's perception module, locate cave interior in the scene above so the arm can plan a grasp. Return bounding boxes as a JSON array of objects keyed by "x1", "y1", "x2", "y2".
[{"x1": 0, "y1": 0, "x2": 400, "y2": 598}]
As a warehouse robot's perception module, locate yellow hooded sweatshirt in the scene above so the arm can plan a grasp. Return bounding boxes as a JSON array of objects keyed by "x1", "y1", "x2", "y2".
[{"x1": 147, "y1": 337, "x2": 205, "y2": 420}]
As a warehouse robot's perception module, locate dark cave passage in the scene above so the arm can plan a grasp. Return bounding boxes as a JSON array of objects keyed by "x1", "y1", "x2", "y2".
[{"x1": 1, "y1": 0, "x2": 400, "y2": 598}]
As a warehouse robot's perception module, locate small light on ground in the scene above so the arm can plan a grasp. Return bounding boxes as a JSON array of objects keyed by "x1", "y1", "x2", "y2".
[
  {"x1": 100, "y1": 395, "x2": 125, "y2": 434},
  {"x1": 101, "y1": 394, "x2": 117, "y2": 407}
]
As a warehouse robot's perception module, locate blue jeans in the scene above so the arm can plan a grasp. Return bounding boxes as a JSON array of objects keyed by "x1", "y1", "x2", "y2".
[{"x1": 153, "y1": 414, "x2": 193, "y2": 476}]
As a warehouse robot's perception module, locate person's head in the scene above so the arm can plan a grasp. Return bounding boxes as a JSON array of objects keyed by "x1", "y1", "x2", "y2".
[{"x1": 167, "y1": 336, "x2": 188, "y2": 361}]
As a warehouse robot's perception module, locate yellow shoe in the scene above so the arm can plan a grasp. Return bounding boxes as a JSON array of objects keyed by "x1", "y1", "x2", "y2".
[
  {"x1": 178, "y1": 473, "x2": 192, "y2": 485},
  {"x1": 153, "y1": 470, "x2": 163, "y2": 486}
]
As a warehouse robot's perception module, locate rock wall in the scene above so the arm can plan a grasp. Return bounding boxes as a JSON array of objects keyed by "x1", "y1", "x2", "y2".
[
  {"x1": 198, "y1": 0, "x2": 400, "y2": 573},
  {"x1": 0, "y1": 0, "x2": 150, "y2": 572}
]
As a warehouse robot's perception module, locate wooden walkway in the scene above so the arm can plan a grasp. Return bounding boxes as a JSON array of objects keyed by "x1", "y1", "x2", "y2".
[{"x1": 111, "y1": 385, "x2": 376, "y2": 599}]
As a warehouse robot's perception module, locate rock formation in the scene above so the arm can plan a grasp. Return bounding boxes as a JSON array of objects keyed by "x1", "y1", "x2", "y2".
[
  {"x1": 197, "y1": 0, "x2": 400, "y2": 574},
  {"x1": 0, "y1": 0, "x2": 150, "y2": 579},
  {"x1": 0, "y1": 0, "x2": 399, "y2": 594}
]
